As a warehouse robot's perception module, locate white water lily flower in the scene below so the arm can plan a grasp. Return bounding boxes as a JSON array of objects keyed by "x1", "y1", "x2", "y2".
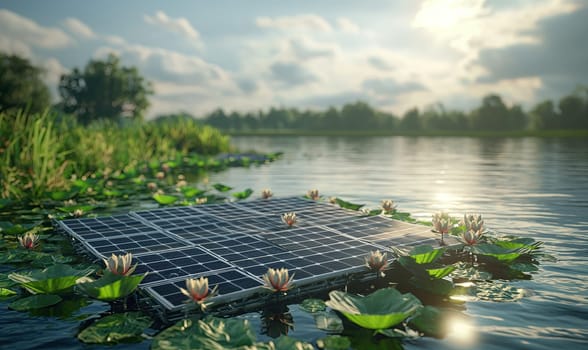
[
  {"x1": 262, "y1": 268, "x2": 295, "y2": 292},
  {"x1": 432, "y1": 211, "x2": 451, "y2": 234},
  {"x1": 103, "y1": 253, "x2": 137, "y2": 276},
  {"x1": 307, "y1": 189, "x2": 319, "y2": 200},
  {"x1": 281, "y1": 212, "x2": 297, "y2": 227},
  {"x1": 381, "y1": 200, "x2": 396, "y2": 213},
  {"x1": 261, "y1": 189, "x2": 273, "y2": 199},
  {"x1": 18, "y1": 232, "x2": 39, "y2": 250},
  {"x1": 463, "y1": 213, "x2": 484, "y2": 232},
  {"x1": 180, "y1": 277, "x2": 218, "y2": 310},
  {"x1": 365, "y1": 250, "x2": 388, "y2": 272},
  {"x1": 462, "y1": 229, "x2": 483, "y2": 245}
]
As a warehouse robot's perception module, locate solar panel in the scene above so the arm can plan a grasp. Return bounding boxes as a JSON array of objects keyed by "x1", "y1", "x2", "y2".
[{"x1": 57, "y1": 196, "x2": 440, "y2": 314}]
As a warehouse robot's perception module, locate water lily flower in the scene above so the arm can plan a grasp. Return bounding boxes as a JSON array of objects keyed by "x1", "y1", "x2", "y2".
[
  {"x1": 281, "y1": 212, "x2": 297, "y2": 227},
  {"x1": 263, "y1": 268, "x2": 295, "y2": 292},
  {"x1": 177, "y1": 174, "x2": 186, "y2": 181},
  {"x1": 432, "y1": 211, "x2": 451, "y2": 244},
  {"x1": 103, "y1": 253, "x2": 137, "y2": 276},
  {"x1": 156, "y1": 171, "x2": 165, "y2": 180},
  {"x1": 261, "y1": 188, "x2": 273, "y2": 199},
  {"x1": 161, "y1": 163, "x2": 170, "y2": 172},
  {"x1": 462, "y1": 229, "x2": 483, "y2": 245},
  {"x1": 381, "y1": 200, "x2": 396, "y2": 213},
  {"x1": 365, "y1": 250, "x2": 388, "y2": 272},
  {"x1": 147, "y1": 182, "x2": 157, "y2": 191},
  {"x1": 18, "y1": 232, "x2": 39, "y2": 250},
  {"x1": 329, "y1": 197, "x2": 338, "y2": 204},
  {"x1": 307, "y1": 189, "x2": 320, "y2": 200},
  {"x1": 176, "y1": 180, "x2": 188, "y2": 189},
  {"x1": 180, "y1": 277, "x2": 219, "y2": 310},
  {"x1": 73, "y1": 209, "x2": 84, "y2": 218},
  {"x1": 463, "y1": 213, "x2": 484, "y2": 232},
  {"x1": 360, "y1": 207, "x2": 372, "y2": 216}
]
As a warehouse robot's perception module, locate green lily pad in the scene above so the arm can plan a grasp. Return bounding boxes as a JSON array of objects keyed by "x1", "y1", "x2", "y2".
[
  {"x1": 317, "y1": 335, "x2": 351, "y2": 350},
  {"x1": 76, "y1": 272, "x2": 145, "y2": 301},
  {"x1": 426, "y1": 265, "x2": 456, "y2": 279},
  {"x1": 152, "y1": 316, "x2": 257, "y2": 350},
  {"x1": 314, "y1": 312, "x2": 344, "y2": 332},
  {"x1": 232, "y1": 188, "x2": 253, "y2": 200},
  {"x1": 0, "y1": 198, "x2": 13, "y2": 209},
  {"x1": 408, "y1": 245, "x2": 446, "y2": 264},
  {"x1": 410, "y1": 276, "x2": 454, "y2": 296},
  {"x1": 335, "y1": 198, "x2": 364, "y2": 211},
  {"x1": 57, "y1": 205, "x2": 96, "y2": 214},
  {"x1": 471, "y1": 244, "x2": 526, "y2": 263},
  {"x1": 48, "y1": 190, "x2": 78, "y2": 201},
  {"x1": 272, "y1": 336, "x2": 314, "y2": 350},
  {"x1": 9, "y1": 264, "x2": 94, "y2": 294},
  {"x1": 300, "y1": 298, "x2": 327, "y2": 313},
  {"x1": 8, "y1": 294, "x2": 62, "y2": 311},
  {"x1": 0, "y1": 287, "x2": 17, "y2": 296},
  {"x1": 493, "y1": 237, "x2": 542, "y2": 250},
  {"x1": 0, "y1": 221, "x2": 38, "y2": 235},
  {"x1": 78, "y1": 312, "x2": 152, "y2": 344},
  {"x1": 181, "y1": 186, "x2": 206, "y2": 198},
  {"x1": 213, "y1": 183, "x2": 233, "y2": 192},
  {"x1": 408, "y1": 305, "x2": 450, "y2": 338},
  {"x1": 325, "y1": 288, "x2": 422, "y2": 330},
  {"x1": 152, "y1": 193, "x2": 179, "y2": 205}
]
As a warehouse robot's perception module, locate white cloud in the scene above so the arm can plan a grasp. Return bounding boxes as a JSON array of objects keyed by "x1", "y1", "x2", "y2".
[
  {"x1": 62, "y1": 17, "x2": 96, "y2": 39},
  {"x1": 256, "y1": 14, "x2": 333, "y2": 32},
  {"x1": 336, "y1": 17, "x2": 360, "y2": 34},
  {"x1": 144, "y1": 11, "x2": 202, "y2": 48},
  {"x1": 0, "y1": 9, "x2": 72, "y2": 53}
]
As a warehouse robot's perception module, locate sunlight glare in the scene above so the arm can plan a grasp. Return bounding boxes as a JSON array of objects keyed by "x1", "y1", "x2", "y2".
[
  {"x1": 413, "y1": 0, "x2": 486, "y2": 30},
  {"x1": 446, "y1": 316, "x2": 477, "y2": 345}
]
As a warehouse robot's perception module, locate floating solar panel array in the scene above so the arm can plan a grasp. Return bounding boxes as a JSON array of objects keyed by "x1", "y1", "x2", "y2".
[{"x1": 57, "y1": 196, "x2": 437, "y2": 313}]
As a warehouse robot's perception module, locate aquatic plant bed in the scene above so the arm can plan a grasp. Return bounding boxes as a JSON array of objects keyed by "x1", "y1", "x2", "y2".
[{"x1": 56, "y1": 196, "x2": 441, "y2": 320}]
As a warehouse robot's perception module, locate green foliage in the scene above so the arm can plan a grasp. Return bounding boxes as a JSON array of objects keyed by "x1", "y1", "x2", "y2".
[
  {"x1": 325, "y1": 288, "x2": 422, "y2": 330},
  {"x1": 316, "y1": 335, "x2": 351, "y2": 350},
  {"x1": 152, "y1": 316, "x2": 257, "y2": 350},
  {"x1": 152, "y1": 193, "x2": 179, "y2": 205},
  {"x1": 8, "y1": 264, "x2": 94, "y2": 294},
  {"x1": 299, "y1": 298, "x2": 327, "y2": 313},
  {"x1": 77, "y1": 312, "x2": 152, "y2": 344},
  {"x1": 59, "y1": 53, "x2": 152, "y2": 124},
  {"x1": 0, "y1": 53, "x2": 50, "y2": 114},
  {"x1": 76, "y1": 272, "x2": 145, "y2": 301},
  {"x1": 334, "y1": 198, "x2": 364, "y2": 211},
  {"x1": 8, "y1": 294, "x2": 63, "y2": 311},
  {"x1": 213, "y1": 183, "x2": 233, "y2": 192},
  {"x1": 408, "y1": 245, "x2": 446, "y2": 264},
  {"x1": 232, "y1": 188, "x2": 253, "y2": 200}
]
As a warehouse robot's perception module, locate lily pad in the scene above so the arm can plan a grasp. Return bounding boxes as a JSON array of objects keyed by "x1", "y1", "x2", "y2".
[
  {"x1": 152, "y1": 316, "x2": 256, "y2": 350},
  {"x1": 76, "y1": 272, "x2": 145, "y2": 301},
  {"x1": 317, "y1": 335, "x2": 351, "y2": 350},
  {"x1": 181, "y1": 186, "x2": 206, "y2": 198},
  {"x1": 0, "y1": 287, "x2": 17, "y2": 296},
  {"x1": 8, "y1": 294, "x2": 62, "y2": 311},
  {"x1": 0, "y1": 221, "x2": 38, "y2": 235},
  {"x1": 9, "y1": 264, "x2": 94, "y2": 294},
  {"x1": 426, "y1": 265, "x2": 456, "y2": 279},
  {"x1": 315, "y1": 312, "x2": 344, "y2": 332},
  {"x1": 152, "y1": 193, "x2": 179, "y2": 205},
  {"x1": 77, "y1": 312, "x2": 152, "y2": 344},
  {"x1": 335, "y1": 198, "x2": 364, "y2": 211},
  {"x1": 300, "y1": 298, "x2": 327, "y2": 313},
  {"x1": 408, "y1": 305, "x2": 450, "y2": 338},
  {"x1": 325, "y1": 288, "x2": 422, "y2": 330},
  {"x1": 272, "y1": 336, "x2": 314, "y2": 350},
  {"x1": 232, "y1": 188, "x2": 253, "y2": 200},
  {"x1": 57, "y1": 205, "x2": 96, "y2": 214},
  {"x1": 408, "y1": 245, "x2": 446, "y2": 264},
  {"x1": 471, "y1": 244, "x2": 526, "y2": 263},
  {"x1": 213, "y1": 183, "x2": 233, "y2": 192}
]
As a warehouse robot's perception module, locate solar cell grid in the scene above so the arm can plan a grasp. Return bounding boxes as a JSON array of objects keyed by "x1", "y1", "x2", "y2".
[{"x1": 87, "y1": 231, "x2": 188, "y2": 257}]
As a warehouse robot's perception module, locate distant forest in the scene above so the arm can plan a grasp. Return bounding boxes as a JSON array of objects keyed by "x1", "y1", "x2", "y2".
[{"x1": 186, "y1": 89, "x2": 588, "y2": 133}]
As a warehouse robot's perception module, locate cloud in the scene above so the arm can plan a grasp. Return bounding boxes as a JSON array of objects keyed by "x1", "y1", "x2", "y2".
[
  {"x1": 62, "y1": 17, "x2": 96, "y2": 39},
  {"x1": 270, "y1": 61, "x2": 318, "y2": 87},
  {"x1": 367, "y1": 56, "x2": 395, "y2": 71},
  {"x1": 476, "y1": 5, "x2": 588, "y2": 88},
  {"x1": 0, "y1": 9, "x2": 72, "y2": 53},
  {"x1": 362, "y1": 78, "x2": 426, "y2": 96},
  {"x1": 336, "y1": 17, "x2": 360, "y2": 34},
  {"x1": 144, "y1": 11, "x2": 202, "y2": 48},
  {"x1": 256, "y1": 14, "x2": 333, "y2": 32},
  {"x1": 287, "y1": 38, "x2": 336, "y2": 60}
]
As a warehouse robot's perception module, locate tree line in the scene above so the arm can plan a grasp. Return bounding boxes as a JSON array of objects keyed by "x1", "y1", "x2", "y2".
[{"x1": 1, "y1": 51, "x2": 587, "y2": 131}]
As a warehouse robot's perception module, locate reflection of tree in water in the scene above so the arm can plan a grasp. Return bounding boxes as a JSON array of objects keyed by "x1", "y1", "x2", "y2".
[{"x1": 261, "y1": 306, "x2": 294, "y2": 338}]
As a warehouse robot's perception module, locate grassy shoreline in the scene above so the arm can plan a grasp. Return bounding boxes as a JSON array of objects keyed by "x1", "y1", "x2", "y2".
[{"x1": 224, "y1": 129, "x2": 588, "y2": 138}]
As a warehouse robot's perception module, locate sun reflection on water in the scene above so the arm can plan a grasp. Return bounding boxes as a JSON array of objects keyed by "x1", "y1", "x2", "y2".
[{"x1": 445, "y1": 316, "x2": 477, "y2": 346}]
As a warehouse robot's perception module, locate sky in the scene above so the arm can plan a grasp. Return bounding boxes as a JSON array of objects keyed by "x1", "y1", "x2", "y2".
[{"x1": 1, "y1": 0, "x2": 586, "y2": 119}]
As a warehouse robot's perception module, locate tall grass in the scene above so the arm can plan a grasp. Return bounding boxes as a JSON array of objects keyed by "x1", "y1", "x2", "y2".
[{"x1": 0, "y1": 111, "x2": 231, "y2": 200}]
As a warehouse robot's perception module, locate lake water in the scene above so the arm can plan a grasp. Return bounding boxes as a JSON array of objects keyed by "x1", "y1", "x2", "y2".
[
  {"x1": 2, "y1": 136, "x2": 587, "y2": 349},
  {"x1": 208, "y1": 136, "x2": 588, "y2": 349}
]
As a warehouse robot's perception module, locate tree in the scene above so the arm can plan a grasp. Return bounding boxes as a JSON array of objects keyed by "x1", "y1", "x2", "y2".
[
  {"x1": 59, "y1": 54, "x2": 152, "y2": 124},
  {"x1": 400, "y1": 108, "x2": 422, "y2": 130},
  {"x1": 471, "y1": 94, "x2": 510, "y2": 130},
  {"x1": 0, "y1": 53, "x2": 51, "y2": 114}
]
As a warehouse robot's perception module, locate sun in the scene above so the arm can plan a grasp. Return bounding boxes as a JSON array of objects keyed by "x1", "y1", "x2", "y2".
[{"x1": 412, "y1": 0, "x2": 486, "y2": 30}]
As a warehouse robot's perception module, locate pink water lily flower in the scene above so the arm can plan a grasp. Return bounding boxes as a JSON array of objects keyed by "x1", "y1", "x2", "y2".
[
  {"x1": 463, "y1": 229, "x2": 483, "y2": 245},
  {"x1": 18, "y1": 232, "x2": 39, "y2": 250},
  {"x1": 463, "y1": 213, "x2": 484, "y2": 232},
  {"x1": 103, "y1": 253, "x2": 137, "y2": 276},
  {"x1": 263, "y1": 267, "x2": 295, "y2": 292},
  {"x1": 261, "y1": 189, "x2": 273, "y2": 199},
  {"x1": 180, "y1": 277, "x2": 218, "y2": 310},
  {"x1": 281, "y1": 212, "x2": 297, "y2": 227},
  {"x1": 432, "y1": 211, "x2": 451, "y2": 245}
]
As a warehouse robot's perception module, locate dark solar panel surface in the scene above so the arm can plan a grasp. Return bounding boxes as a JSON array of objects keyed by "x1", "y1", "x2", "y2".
[{"x1": 57, "y1": 196, "x2": 437, "y2": 311}]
